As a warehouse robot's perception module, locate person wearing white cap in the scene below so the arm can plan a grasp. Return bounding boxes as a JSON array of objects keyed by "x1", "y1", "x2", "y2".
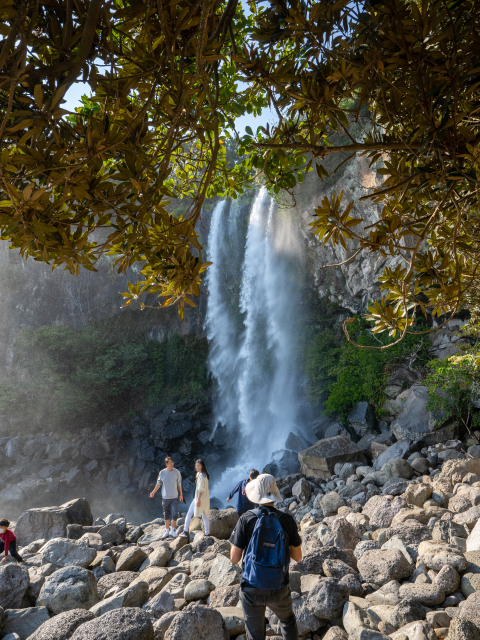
[{"x1": 229, "y1": 473, "x2": 302, "y2": 640}]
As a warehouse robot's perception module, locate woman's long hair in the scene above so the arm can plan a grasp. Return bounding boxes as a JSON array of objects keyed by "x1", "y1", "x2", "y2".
[
  {"x1": 196, "y1": 459, "x2": 210, "y2": 481},
  {"x1": 247, "y1": 469, "x2": 259, "y2": 483}
]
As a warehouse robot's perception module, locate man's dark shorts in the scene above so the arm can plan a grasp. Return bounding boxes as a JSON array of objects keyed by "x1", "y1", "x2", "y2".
[{"x1": 162, "y1": 497, "x2": 179, "y2": 521}]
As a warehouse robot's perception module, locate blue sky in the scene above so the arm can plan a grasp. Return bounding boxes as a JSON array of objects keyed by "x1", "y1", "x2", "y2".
[{"x1": 63, "y1": 0, "x2": 276, "y2": 134}]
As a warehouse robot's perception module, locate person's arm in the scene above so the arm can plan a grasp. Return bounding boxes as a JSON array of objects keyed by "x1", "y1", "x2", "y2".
[
  {"x1": 227, "y1": 481, "x2": 241, "y2": 502},
  {"x1": 196, "y1": 474, "x2": 206, "y2": 507},
  {"x1": 150, "y1": 471, "x2": 163, "y2": 498},
  {"x1": 230, "y1": 544, "x2": 243, "y2": 565},
  {"x1": 177, "y1": 471, "x2": 184, "y2": 502},
  {"x1": 289, "y1": 545, "x2": 302, "y2": 563}
]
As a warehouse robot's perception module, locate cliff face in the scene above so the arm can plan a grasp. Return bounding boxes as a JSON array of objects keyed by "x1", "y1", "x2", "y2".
[{"x1": 292, "y1": 154, "x2": 399, "y2": 314}]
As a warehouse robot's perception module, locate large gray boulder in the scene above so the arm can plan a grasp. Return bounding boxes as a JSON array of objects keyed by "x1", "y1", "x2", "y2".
[
  {"x1": 96, "y1": 572, "x2": 138, "y2": 599},
  {"x1": 208, "y1": 555, "x2": 241, "y2": 588},
  {"x1": 143, "y1": 590, "x2": 175, "y2": 619},
  {"x1": 15, "y1": 499, "x2": 93, "y2": 546},
  {"x1": 70, "y1": 608, "x2": 154, "y2": 640},
  {"x1": 348, "y1": 402, "x2": 376, "y2": 436},
  {"x1": 89, "y1": 581, "x2": 148, "y2": 616},
  {"x1": 38, "y1": 566, "x2": 99, "y2": 615},
  {"x1": 447, "y1": 618, "x2": 480, "y2": 640},
  {"x1": 40, "y1": 538, "x2": 96, "y2": 568},
  {"x1": 390, "y1": 386, "x2": 440, "y2": 443},
  {"x1": 358, "y1": 549, "x2": 413, "y2": 585},
  {"x1": 459, "y1": 592, "x2": 480, "y2": 628},
  {"x1": 307, "y1": 577, "x2": 349, "y2": 619},
  {"x1": 373, "y1": 440, "x2": 411, "y2": 471},
  {"x1": 207, "y1": 510, "x2": 239, "y2": 540},
  {"x1": 26, "y1": 609, "x2": 95, "y2": 640},
  {"x1": 164, "y1": 604, "x2": 229, "y2": 640},
  {"x1": 1, "y1": 607, "x2": 50, "y2": 640},
  {"x1": 115, "y1": 546, "x2": 147, "y2": 572},
  {"x1": 0, "y1": 562, "x2": 30, "y2": 609},
  {"x1": 298, "y1": 436, "x2": 365, "y2": 480}
]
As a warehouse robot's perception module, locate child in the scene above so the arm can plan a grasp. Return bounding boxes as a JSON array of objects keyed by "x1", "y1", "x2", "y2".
[{"x1": 0, "y1": 519, "x2": 23, "y2": 563}]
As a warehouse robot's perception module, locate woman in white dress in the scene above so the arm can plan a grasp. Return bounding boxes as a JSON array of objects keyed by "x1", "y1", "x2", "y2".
[{"x1": 181, "y1": 459, "x2": 211, "y2": 537}]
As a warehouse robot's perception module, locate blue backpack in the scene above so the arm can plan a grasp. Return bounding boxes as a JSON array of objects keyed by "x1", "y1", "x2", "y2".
[{"x1": 242, "y1": 507, "x2": 290, "y2": 590}]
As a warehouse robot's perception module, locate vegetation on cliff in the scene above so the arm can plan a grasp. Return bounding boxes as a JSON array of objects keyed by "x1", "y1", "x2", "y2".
[{"x1": 0, "y1": 323, "x2": 210, "y2": 429}]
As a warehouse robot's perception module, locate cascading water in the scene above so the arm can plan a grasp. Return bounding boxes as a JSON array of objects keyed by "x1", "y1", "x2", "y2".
[{"x1": 205, "y1": 187, "x2": 309, "y2": 500}]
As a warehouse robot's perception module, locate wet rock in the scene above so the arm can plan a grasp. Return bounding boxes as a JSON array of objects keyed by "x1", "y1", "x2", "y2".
[
  {"x1": 38, "y1": 566, "x2": 99, "y2": 615},
  {"x1": 0, "y1": 562, "x2": 29, "y2": 609},
  {"x1": 15, "y1": 499, "x2": 93, "y2": 546},
  {"x1": 70, "y1": 608, "x2": 154, "y2": 640},
  {"x1": 26, "y1": 609, "x2": 95, "y2": 640},
  {"x1": 164, "y1": 603, "x2": 228, "y2": 640}
]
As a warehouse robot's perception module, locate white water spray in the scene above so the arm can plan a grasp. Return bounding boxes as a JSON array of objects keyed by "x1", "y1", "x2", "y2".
[{"x1": 205, "y1": 188, "x2": 306, "y2": 500}]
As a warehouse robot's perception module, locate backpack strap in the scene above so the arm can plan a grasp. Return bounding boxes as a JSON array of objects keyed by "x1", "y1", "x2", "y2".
[{"x1": 248, "y1": 507, "x2": 281, "y2": 520}]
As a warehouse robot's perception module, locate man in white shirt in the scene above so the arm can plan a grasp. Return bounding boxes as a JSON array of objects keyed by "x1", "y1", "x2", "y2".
[{"x1": 150, "y1": 456, "x2": 184, "y2": 538}]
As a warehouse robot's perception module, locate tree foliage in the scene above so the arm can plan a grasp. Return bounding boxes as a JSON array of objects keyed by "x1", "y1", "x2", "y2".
[{"x1": 2, "y1": 0, "x2": 480, "y2": 326}]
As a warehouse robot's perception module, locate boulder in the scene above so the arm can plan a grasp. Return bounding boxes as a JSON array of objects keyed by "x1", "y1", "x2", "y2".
[
  {"x1": 130, "y1": 567, "x2": 172, "y2": 599},
  {"x1": 459, "y1": 592, "x2": 480, "y2": 628},
  {"x1": 1, "y1": 607, "x2": 50, "y2": 640},
  {"x1": 461, "y1": 573, "x2": 480, "y2": 598},
  {"x1": 137, "y1": 528, "x2": 168, "y2": 546},
  {"x1": 89, "y1": 580, "x2": 148, "y2": 616},
  {"x1": 405, "y1": 485, "x2": 432, "y2": 508},
  {"x1": 38, "y1": 566, "x2": 99, "y2": 615},
  {"x1": 292, "y1": 478, "x2": 311, "y2": 503},
  {"x1": 96, "y1": 572, "x2": 138, "y2": 599},
  {"x1": 357, "y1": 549, "x2": 413, "y2": 585},
  {"x1": 373, "y1": 441, "x2": 411, "y2": 471},
  {"x1": 164, "y1": 603, "x2": 229, "y2": 640},
  {"x1": 343, "y1": 601, "x2": 381, "y2": 635},
  {"x1": 209, "y1": 555, "x2": 241, "y2": 588},
  {"x1": 365, "y1": 581, "x2": 401, "y2": 607},
  {"x1": 323, "y1": 518, "x2": 360, "y2": 549},
  {"x1": 0, "y1": 562, "x2": 29, "y2": 609},
  {"x1": 184, "y1": 579, "x2": 215, "y2": 602},
  {"x1": 466, "y1": 519, "x2": 480, "y2": 552},
  {"x1": 40, "y1": 538, "x2": 96, "y2": 568},
  {"x1": 389, "y1": 600, "x2": 426, "y2": 629},
  {"x1": 115, "y1": 546, "x2": 148, "y2": 572},
  {"x1": 291, "y1": 546, "x2": 355, "y2": 575},
  {"x1": 370, "y1": 498, "x2": 406, "y2": 529},
  {"x1": 348, "y1": 402, "x2": 376, "y2": 436},
  {"x1": 139, "y1": 546, "x2": 171, "y2": 572},
  {"x1": 389, "y1": 620, "x2": 436, "y2": 640},
  {"x1": 434, "y1": 565, "x2": 460, "y2": 594},
  {"x1": 160, "y1": 572, "x2": 190, "y2": 598},
  {"x1": 307, "y1": 577, "x2": 349, "y2": 618},
  {"x1": 270, "y1": 596, "x2": 324, "y2": 636},
  {"x1": 215, "y1": 607, "x2": 245, "y2": 636},
  {"x1": 321, "y1": 492, "x2": 347, "y2": 517},
  {"x1": 142, "y1": 590, "x2": 175, "y2": 619},
  {"x1": 298, "y1": 436, "x2": 365, "y2": 480},
  {"x1": 207, "y1": 510, "x2": 239, "y2": 540},
  {"x1": 390, "y1": 386, "x2": 438, "y2": 442},
  {"x1": 398, "y1": 583, "x2": 446, "y2": 606},
  {"x1": 208, "y1": 585, "x2": 240, "y2": 608},
  {"x1": 26, "y1": 609, "x2": 95, "y2": 640},
  {"x1": 447, "y1": 618, "x2": 480, "y2": 640},
  {"x1": 380, "y1": 459, "x2": 414, "y2": 481},
  {"x1": 15, "y1": 499, "x2": 93, "y2": 546},
  {"x1": 417, "y1": 541, "x2": 467, "y2": 571},
  {"x1": 70, "y1": 608, "x2": 154, "y2": 640}
]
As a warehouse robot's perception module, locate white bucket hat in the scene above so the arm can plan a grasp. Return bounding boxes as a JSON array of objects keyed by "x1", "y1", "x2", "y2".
[{"x1": 245, "y1": 473, "x2": 283, "y2": 505}]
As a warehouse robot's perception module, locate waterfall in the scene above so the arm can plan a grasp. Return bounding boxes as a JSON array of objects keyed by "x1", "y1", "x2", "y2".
[{"x1": 205, "y1": 188, "x2": 307, "y2": 500}]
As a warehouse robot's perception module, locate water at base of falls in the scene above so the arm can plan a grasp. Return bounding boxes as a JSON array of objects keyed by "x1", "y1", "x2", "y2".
[{"x1": 204, "y1": 187, "x2": 309, "y2": 502}]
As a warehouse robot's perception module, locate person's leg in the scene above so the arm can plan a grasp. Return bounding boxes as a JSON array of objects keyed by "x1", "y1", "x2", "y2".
[
  {"x1": 162, "y1": 499, "x2": 172, "y2": 538},
  {"x1": 201, "y1": 510, "x2": 210, "y2": 535},
  {"x1": 181, "y1": 501, "x2": 195, "y2": 536},
  {"x1": 266, "y1": 585, "x2": 298, "y2": 640},
  {"x1": 0, "y1": 541, "x2": 4, "y2": 558},
  {"x1": 240, "y1": 586, "x2": 268, "y2": 640},
  {"x1": 8, "y1": 541, "x2": 23, "y2": 562},
  {"x1": 170, "y1": 498, "x2": 179, "y2": 536}
]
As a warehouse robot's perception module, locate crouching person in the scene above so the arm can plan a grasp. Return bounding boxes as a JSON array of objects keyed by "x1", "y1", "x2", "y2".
[
  {"x1": 0, "y1": 519, "x2": 23, "y2": 563},
  {"x1": 229, "y1": 473, "x2": 302, "y2": 640}
]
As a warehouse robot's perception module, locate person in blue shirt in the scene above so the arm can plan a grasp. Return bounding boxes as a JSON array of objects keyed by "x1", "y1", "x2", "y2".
[{"x1": 226, "y1": 469, "x2": 260, "y2": 515}]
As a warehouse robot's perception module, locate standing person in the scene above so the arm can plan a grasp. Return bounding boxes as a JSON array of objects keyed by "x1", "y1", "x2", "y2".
[
  {"x1": 150, "y1": 456, "x2": 184, "y2": 539},
  {"x1": 0, "y1": 519, "x2": 23, "y2": 563},
  {"x1": 229, "y1": 473, "x2": 302, "y2": 640},
  {"x1": 226, "y1": 469, "x2": 260, "y2": 515},
  {"x1": 181, "y1": 459, "x2": 210, "y2": 537}
]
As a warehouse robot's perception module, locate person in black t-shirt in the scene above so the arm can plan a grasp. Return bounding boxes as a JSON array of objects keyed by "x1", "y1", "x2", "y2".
[{"x1": 229, "y1": 473, "x2": 302, "y2": 640}]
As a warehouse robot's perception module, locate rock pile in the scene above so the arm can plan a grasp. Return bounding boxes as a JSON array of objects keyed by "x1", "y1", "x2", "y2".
[{"x1": 2, "y1": 434, "x2": 480, "y2": 640}]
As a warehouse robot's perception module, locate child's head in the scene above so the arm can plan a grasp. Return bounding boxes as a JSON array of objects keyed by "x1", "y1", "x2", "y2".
[{"x1": 0, "y1": 519, "x2": 9, "y2": 531}]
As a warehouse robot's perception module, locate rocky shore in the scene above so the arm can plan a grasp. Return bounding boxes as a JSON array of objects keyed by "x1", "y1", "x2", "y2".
[{"x1": 2, "y1": 432, "x2": 480, "y2": 640}]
